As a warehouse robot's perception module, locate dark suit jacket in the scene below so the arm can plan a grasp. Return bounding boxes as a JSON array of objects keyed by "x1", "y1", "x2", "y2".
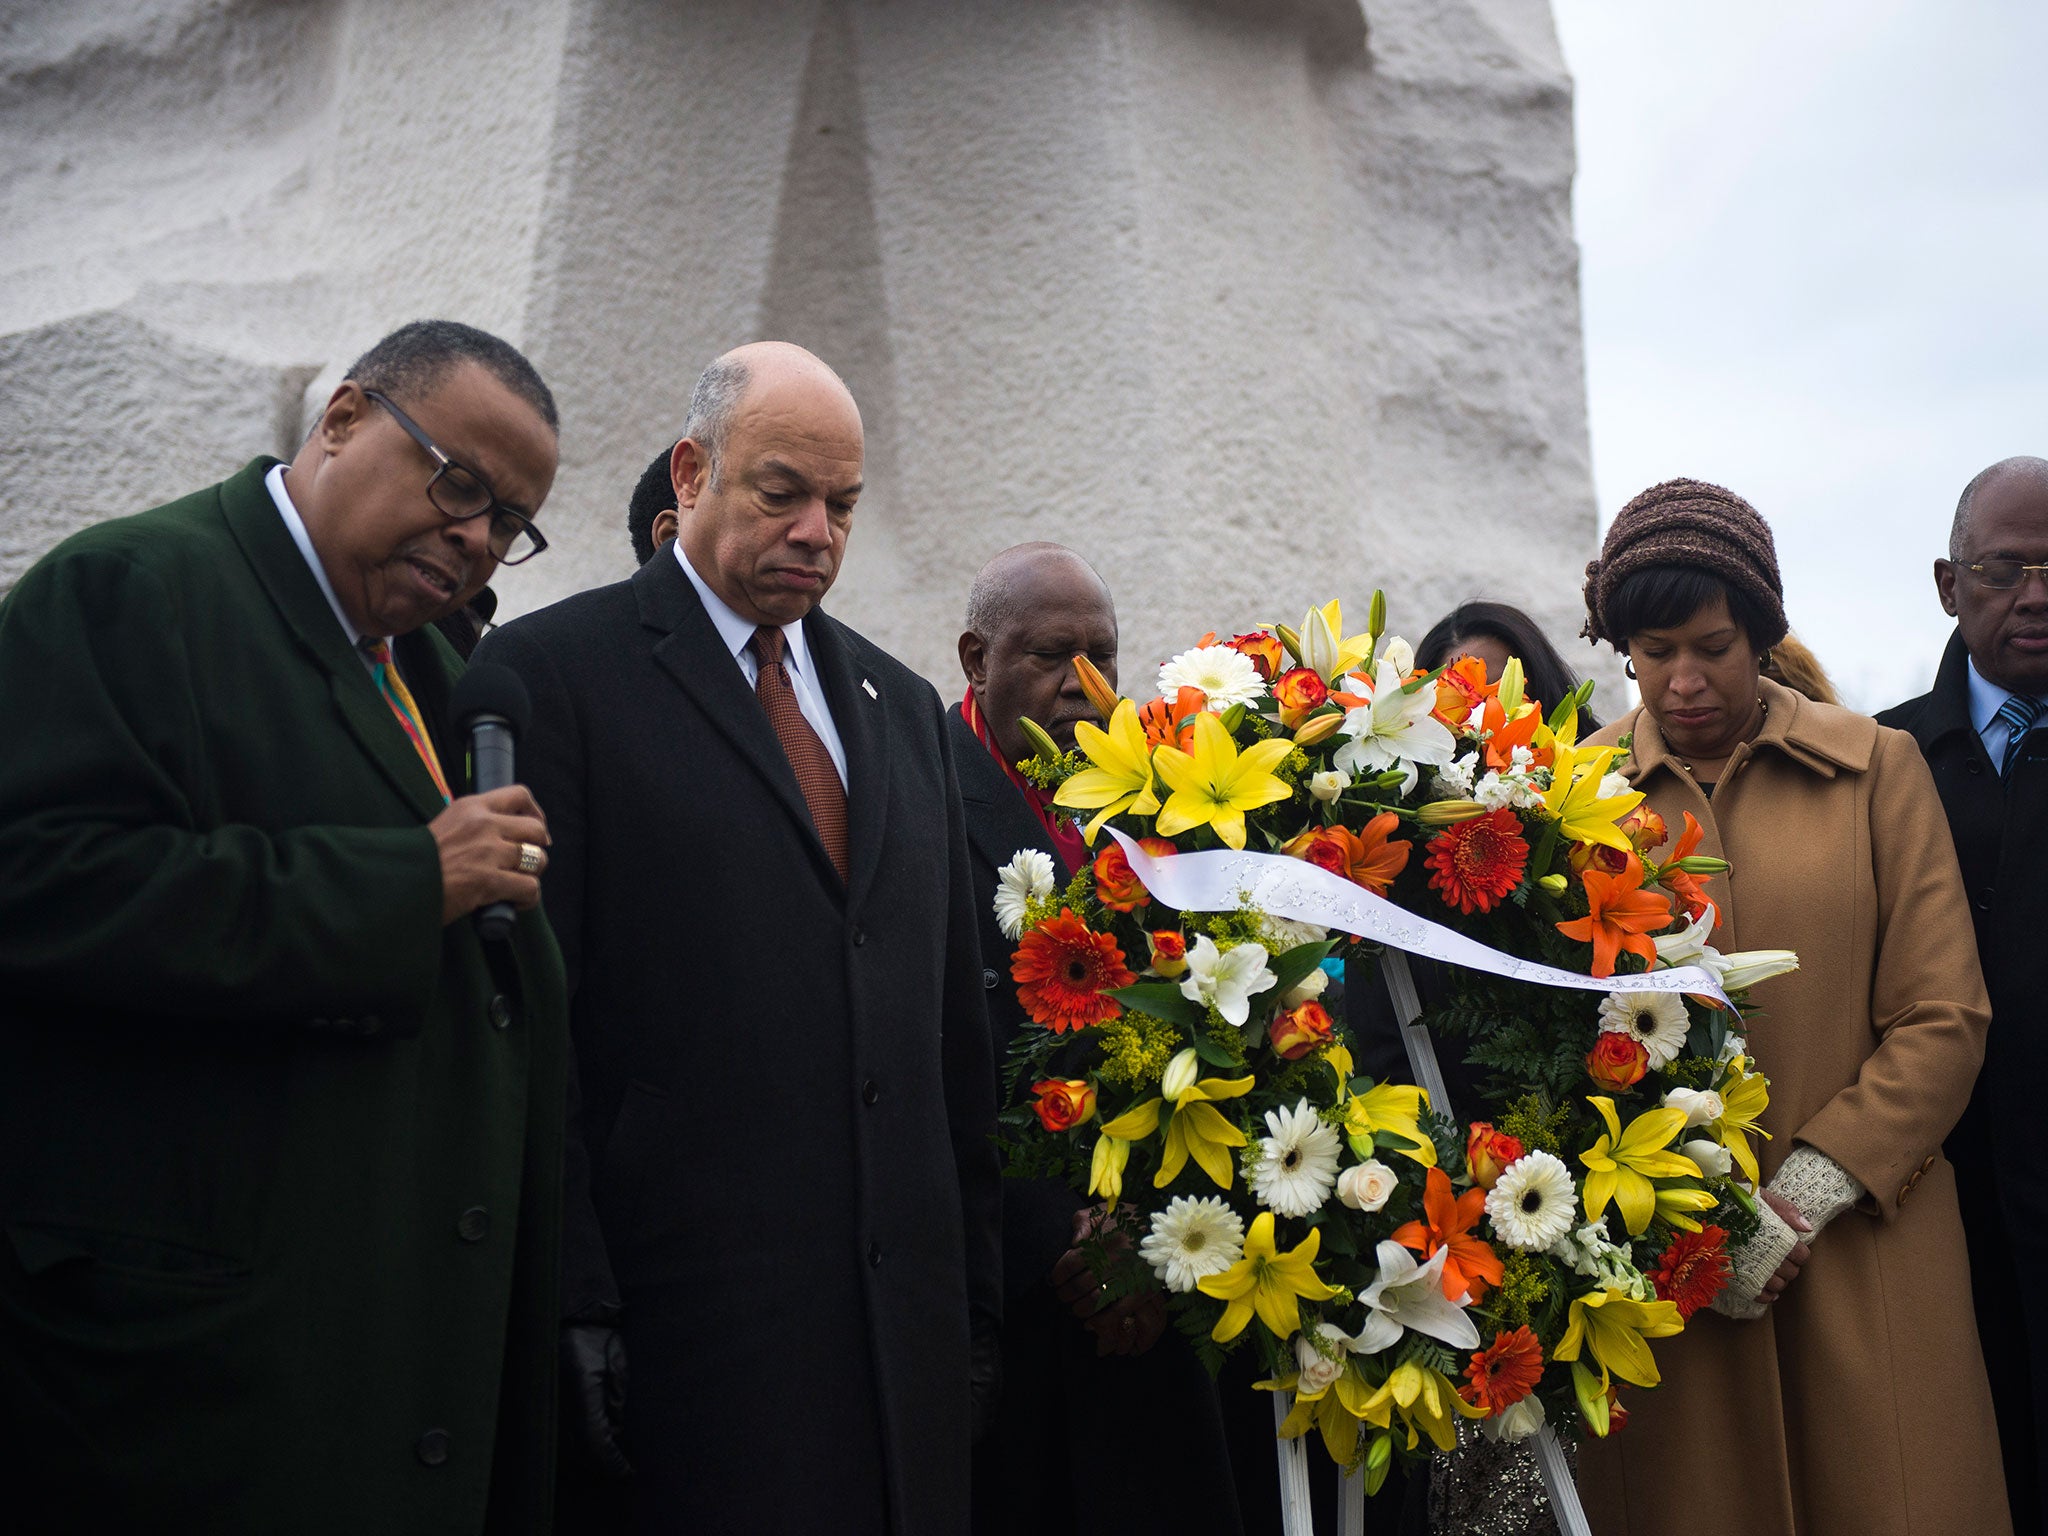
[
  {"x1": 0, "y1": 458, "x2": 568, "y2": 1534},
  {"x1": 1879, "y1": 630, "x2": 2048, "y2": 1525},
  {"x1": 475, "y1": 556, "x2": 1000, "y2": 1535}
]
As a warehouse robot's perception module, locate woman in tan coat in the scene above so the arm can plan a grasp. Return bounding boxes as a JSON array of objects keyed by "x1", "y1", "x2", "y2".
[{"x1": 1575, "y1": 479, "x2": 2007, "y2": 1536}]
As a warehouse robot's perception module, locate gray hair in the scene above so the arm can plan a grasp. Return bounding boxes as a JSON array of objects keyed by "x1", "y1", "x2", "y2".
[
  {"x1": 681, "y1": 355, "x2": 753, "y2": 488},
  {"x1": 1951, "y1": 456, "x2": 2048, "y2": 559},
  {"x1": 964, "y1": 542, "x2": 1112, "y2": 638}
]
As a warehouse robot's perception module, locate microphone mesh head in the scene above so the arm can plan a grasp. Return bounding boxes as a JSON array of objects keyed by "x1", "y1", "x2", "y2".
[{"x1": 451, "y1": 663, "x2": 532, "y2": 737}]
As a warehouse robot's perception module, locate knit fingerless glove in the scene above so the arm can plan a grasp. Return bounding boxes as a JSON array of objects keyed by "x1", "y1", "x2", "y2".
[{"x1": 1710, "y1": 1147, "x2": 1864, "y2": 1321}]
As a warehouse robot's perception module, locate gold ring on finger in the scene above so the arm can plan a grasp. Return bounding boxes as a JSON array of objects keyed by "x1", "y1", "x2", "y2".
[{"x1": 517, "y1": 842, "x2": 545, "y2": 876}]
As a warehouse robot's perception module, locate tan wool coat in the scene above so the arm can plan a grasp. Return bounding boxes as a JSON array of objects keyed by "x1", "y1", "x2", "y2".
[{"x1": 1579, "y1": 680, "x2": 2009, "y2": 1536}]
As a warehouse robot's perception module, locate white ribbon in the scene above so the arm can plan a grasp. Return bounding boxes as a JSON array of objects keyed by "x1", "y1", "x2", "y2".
[{"x1": 1108, "y1": 830, "x2": 1733, "y2": 1012}]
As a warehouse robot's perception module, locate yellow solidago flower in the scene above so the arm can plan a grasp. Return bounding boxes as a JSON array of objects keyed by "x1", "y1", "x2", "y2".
[
  {"x1": 1197, "y1": 1211, "x2": 1341, "y2": 1342},
  {"x1": 1150, "y1": 712, "x2": 1295, "y2": 850},
  {"x1": 1155, "y1": 1048, "x2": 1256, "y2": 1190},
  {"x1": 1712, "y1": 1056, "x2": 1772, "y2": 1186},
  {"x1": 1055, "y1": 698, "x2": 1162, "y2": 845},
  {"x1": 1541, "y1": 740, "x2": 1643, "y2": 853},
  {"x1": 1554, "y1": 1286, "x2": 1684, "y2": 1390},
  {"x1": 1580, "y1": 1097, "x2": 1701, "y2": 1237},
  {"x1": 1358, "y1": 1359, "x2": 1485, "y2": 1453}
]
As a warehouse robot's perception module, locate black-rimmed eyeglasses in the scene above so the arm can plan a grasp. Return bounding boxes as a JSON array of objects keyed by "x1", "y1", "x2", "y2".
[
  {"x1": 1964, "y1": 561, "x2": 2048, "y2": 591},
  {"x1": 364, "y1": 389, "x2": 549, "y2": 566}
]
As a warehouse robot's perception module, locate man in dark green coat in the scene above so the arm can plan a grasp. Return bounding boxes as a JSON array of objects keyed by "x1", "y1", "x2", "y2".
[{"x1": 0, "y1": 320, "x2": 571, "y2": 1534}]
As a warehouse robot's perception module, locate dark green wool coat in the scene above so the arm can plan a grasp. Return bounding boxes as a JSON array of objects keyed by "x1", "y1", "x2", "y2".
[{"x1": 0, "y1": 458, "x2": 568, "y2": 1534}]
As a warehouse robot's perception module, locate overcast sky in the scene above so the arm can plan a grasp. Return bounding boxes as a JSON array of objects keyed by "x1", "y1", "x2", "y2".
[{"x1": 1551, "y1": 1, "x2": 2048, "y2": 710}]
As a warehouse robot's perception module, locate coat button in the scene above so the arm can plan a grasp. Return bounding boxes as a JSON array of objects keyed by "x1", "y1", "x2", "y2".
[
  {"x1": 457, "y1": 1207, "x2": 489, "y2": 1243},
  {"x1": 488, "y1": 994, "x2": 512, "y2": 1031},
  {"x1": 862, "y1": 1079, "x2": 880, "y2": 1106},
  {"x1": 868, "y1": 1242, "x2": 883, "y2": 1268},
  {"x1": 416, "y1": 1428, "x2": 450, "y2": 1466},
  {"x1": 852, "y1": 925, "x2": 867, "y2": 947},
  {"x1": 1898, "y1": 1184, "x2": 1912, "y2": 1205},
  {"x1": 1977, "y1": 888, "x2": 1995, "y2": 912},
  {"x1": 982, "y1": 968, "x2": 999, "y2": 990},
  {"x1": 1967, "y1": 758, "x2": 1983, "y2": 775}
]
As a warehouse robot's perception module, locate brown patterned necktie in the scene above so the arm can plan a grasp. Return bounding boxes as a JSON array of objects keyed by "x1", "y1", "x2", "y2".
[{"x1": 749, "y1": 625, "x2": 850, "y2": 882}]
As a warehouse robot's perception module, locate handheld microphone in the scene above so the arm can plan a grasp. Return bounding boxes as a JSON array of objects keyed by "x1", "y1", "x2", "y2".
[{"x1": 450, "y1": 663, "x2": 534, "y2": 944}]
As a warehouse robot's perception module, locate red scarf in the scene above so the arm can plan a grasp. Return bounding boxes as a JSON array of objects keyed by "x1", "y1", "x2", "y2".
[{"x1": 962, "y1": 688, "x2": 1088, "y2": 876}]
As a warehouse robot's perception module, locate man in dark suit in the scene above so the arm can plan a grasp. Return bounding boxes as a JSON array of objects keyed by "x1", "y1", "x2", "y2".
[
  {"x1": 0, "y1": 319, "x2": 571, "y2": 1533},
  {"x1": 1878, "y1": 454, "x2": 2048, "y2": 1533},
  {"x1": 476, "y1": 341, "x2": 1001, "y2": 1535},
  {"x1": 952, "y1": 543, "x2": 1243, "y2": 1536}
]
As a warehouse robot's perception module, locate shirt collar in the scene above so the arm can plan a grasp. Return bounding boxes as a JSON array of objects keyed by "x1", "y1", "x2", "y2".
[
  {"x1": 1963, "y1": 655, "x2": 2048, "y2": 736},
  {"x1": 267, "y1": 463, "x2": 374, "y2": 652},
  {"x1": 672, "y1": 540, "x2": 814, "y2": 678}
]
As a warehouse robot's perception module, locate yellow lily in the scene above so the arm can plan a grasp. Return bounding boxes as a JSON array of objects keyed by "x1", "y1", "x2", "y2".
[
  {"x1": 1653, "y1": 1183, "x2": 1719, "y2": 1233},
  {"x1": 1197, "y1": 1211, "x2": 1341, "y2": 1341},
  {"x1": 1580, "y1": 1097, "x2": 1701, "y2": 1236},
  {"x1": 1358, "y1": 1359, "x2": 1484, "y2": 1453},
  {"x1": 1712, "y1": 1056, "x2": 1772, "y2": 1185},
  {"x1": 1540, "y1": 739, "x2": 1643, "y2": 853},
  {"x1": 1055, "y1": 698, "x2": 1163, "y2": 844},
  {"x1": 1155, "y1": 1048, "x2": 1256, "y2": 1190},
  {"x1": 1150, "y1": 711, "x2": 1295, "y2": 850},
  {"x1": 1341, "y1": 1082, "x2": 1437, "y2": 1168},
  {"x1": 1089, "y1": 1099, "x2": 1162, "y2": 1209},
  {"x1": 1554, "y1": 1286, "x2": 1684, "y2": 1389},
  {"x1": 1296, "y1": 600, "x2": 1377, "y2": 682},
  {"x1": 1268, "y1": 1361, "x2": 1380, "y2": 1465},
  {"x1": 1571, "y1": 1359, "x2": 1612, "y2": 1437}
]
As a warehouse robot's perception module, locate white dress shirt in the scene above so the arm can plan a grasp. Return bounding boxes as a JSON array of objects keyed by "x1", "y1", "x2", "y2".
[
  {"x1": 1966, "y1": 656, "x2": 2048, "y2": 764},
  {"x1": 674, "y1": 541, "x2": 849, "y2": 790},
  {"x1": 267, "y1": 463, "x2": 383, "y2": 676}
]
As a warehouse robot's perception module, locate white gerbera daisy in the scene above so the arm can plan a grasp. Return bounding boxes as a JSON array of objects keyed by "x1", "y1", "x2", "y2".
[
  {"x1": 992, "y1": 848, "x2": 1057, "y2": 941},
  {"x1": 1157, "y1": 645, "x2": 1266, "y2": 711},
  {"x1": 1484, "y1": 1151, "x2": 1578, "y2": 1252},
  {"x1": 1248, "y1": 1099, "x2": 1342, "y2": 1218},
  {"x1": 1139, "y1": 1196, "x2": 1246, "y2": 1293},
  {"x1": 1597, "y1": 990, "x2": 1691, "y2": 1070}
]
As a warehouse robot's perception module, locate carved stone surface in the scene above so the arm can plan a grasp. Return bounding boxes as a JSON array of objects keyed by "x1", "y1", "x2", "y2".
[{"x1": 0, "y1": 0, "x2": 1602, "y2": 689}]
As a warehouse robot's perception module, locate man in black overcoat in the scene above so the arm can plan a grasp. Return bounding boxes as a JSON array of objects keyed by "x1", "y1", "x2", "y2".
[
  {"x1": 475, "y1": 342, "x2": 1002, "y2": 1534},
  {"x1": 1878, "y1": 454, "x2": 2048, "y2": 1532},
  {"x1": 0, "y1": 320, "x2": 570, "y2": 1533},
  {"x1": 952, "y1": 543, "x2": 1243, "y2": 1535}
]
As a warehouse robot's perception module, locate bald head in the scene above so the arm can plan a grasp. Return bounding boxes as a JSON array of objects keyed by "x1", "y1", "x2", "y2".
[
  {"x1": 960, "y1": 543, "x2": 1117, "y2": 769},
  {"x1": 1951, "y1": 456, "x2": 2048, "y2": 560},
  {"x1": 672, "y1": 342, "x2": 865, "y2": 626}
]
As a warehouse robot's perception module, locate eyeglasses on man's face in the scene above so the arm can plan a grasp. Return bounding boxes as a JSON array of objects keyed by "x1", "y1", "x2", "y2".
[
  {"x1": 363, "y1": 388, "x2": 548, "y2": 566},
  {"x1": 1963, "y1": 560, "x2": 2048, "y2": 591}
]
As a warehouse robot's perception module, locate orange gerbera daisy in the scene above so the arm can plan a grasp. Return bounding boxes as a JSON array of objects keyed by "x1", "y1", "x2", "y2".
[
  {"x1": 1281, "y1": 812, "x2": 1413, "y2": 897},
  {"x1": 1423, "y1": 808, "x2": 1530, "y2": 915},
  {"x1": 1392, "y1": 1166, "x2": 1505, "y2": 1303},
  {"x1": 1656, "y1": 812, "x2": 1718, "y2": 927},
  {"x1": 1139, "y1": 686, "x2": 1205, "y2": 751},
  {"x1": 1647, "y1": 1224, "x2": 1731, "y2": 1320},
  {"x1": 1462, "y1": 1325, "x2": 1544, "y2": 1413},
  {"x1": 1011, "y1": 909, "x2": 1135, "y2": 1034},
  {"x1": 1555, "y1": 860, "x2": 1674, "y2": 979}
]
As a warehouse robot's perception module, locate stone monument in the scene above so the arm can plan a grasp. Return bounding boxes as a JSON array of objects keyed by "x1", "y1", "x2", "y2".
[{"x1": 0, "y1": 0, "x2": 1601, "y2": 689}]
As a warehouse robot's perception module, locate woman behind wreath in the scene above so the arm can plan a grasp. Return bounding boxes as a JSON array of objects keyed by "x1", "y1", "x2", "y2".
[{"x1": 1570, "y1": 479, "x2": 2006, "y2": 1535}]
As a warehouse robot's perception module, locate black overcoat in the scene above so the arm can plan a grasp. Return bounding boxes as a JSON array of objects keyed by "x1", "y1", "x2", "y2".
[
  {"x1": 1878, "y1": 630, "x2": 2048, "y2": 1526},
  {"x1": 950, "y1": 704, "x2": 1243, "y2": 1536},
  {"x1": 475, "y1": 556, "x2": 1001, "y2": 1534},
  {"x1": 0, "y1": 458, "x2": 568, "y2": 1534}
]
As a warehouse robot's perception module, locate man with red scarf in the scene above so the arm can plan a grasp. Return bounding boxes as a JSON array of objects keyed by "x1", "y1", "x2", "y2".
[{"x1": 951, "y1": 543, "x2": 1241, "y2": 1536}]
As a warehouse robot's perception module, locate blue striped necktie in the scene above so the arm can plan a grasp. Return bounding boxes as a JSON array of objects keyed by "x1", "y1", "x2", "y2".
[{"x1": 1998, "y1": 693, "x2": 2041, "y2": 778}]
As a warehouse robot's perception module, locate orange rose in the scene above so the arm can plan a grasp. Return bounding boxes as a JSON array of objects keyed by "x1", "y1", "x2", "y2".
[
  {"x1": 1271, "y1": 666, "x2": 1331, "y2": 725},
  {"x1": 1269, "y1": 1000, "x2": 1336, "y2": 1060},
  {"x1": 1432, "y1": 655, "x2": 1494, "y2": 732},
  {"x1": 1226, "y1": 631, "x2": 1285, "y2": 681},
  {"x1": 1094, "y1": 845, "x2": 1145, "y2": 911},
  {"x1": 1464, "y1": 1122, "x2": 1525, "y2": 1190},
  {"x1": 1031, "y1": 1078, "x2": 1098, "y2": 1132},
  {"x1": 1147, "y1": 929, "x2": 1189, "y2": 978},
  {"x1": 1585, "y1": 1032, "x2": 1649, "y2": 1092},
  {"x1": 1281, "y1": 813, "x2": 1412, "y2": 896},
  {"x1": 1568, "y1": 840, "x2": 1633, "y2": 879},
  {"x1": 1621, "y1": 804, "x2": 1669, "y2": 854}
]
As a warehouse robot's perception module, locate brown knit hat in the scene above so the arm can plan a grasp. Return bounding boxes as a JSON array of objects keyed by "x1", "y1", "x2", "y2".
[{"x1": 1581, "y1": 478, "x2": 1788, "y2": 648}]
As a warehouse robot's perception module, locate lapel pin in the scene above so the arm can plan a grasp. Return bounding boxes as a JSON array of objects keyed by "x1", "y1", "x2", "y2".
[{"x1": 861, "y1": 678, "x2": 878, "y2": 699}]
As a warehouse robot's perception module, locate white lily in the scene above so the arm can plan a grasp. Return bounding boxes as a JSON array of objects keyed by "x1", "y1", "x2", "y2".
[
  {"x1": 993, "y1": 848, "x2": 1057, "y2": 941},
  {"x1": 1653, "y1": 906, "x2": 1799, "y2": 993},
  {"x1": 1352, "y1": 1239, "x2": 1481, "y2": 1354},
  {"x1": 1178, "y1": 935, "x2": 1277, "y2": 1027},
  {"x1": 1333, "y1": 658, "x2": 1457, "y2": 778}
]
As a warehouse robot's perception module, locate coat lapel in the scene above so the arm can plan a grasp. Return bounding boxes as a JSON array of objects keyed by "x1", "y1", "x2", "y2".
[
  {"x1": 636, "y1": 556, "x2": 845, "y2": 891},
  {"x1": 807, "y1": 610, "x2": 891, "y2": 909},
  {"x1": 948, "y1": 705, "x2": 1067, "y2": 879},
  {"x1": 216, "y1": 458, "x2": 451, "y2": 822}
]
